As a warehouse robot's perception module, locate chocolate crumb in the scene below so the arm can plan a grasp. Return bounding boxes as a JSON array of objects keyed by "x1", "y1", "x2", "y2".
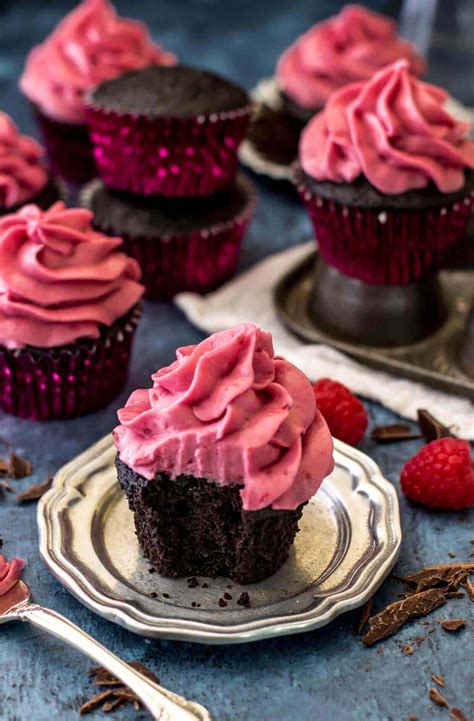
[
  {"x1": 429, "y1": 687, "x2": 449, "y2": 708},
  {"x1": 8, "y1": 452, "x2": 32, "y2": 479},
  {"x1": 226, "y1": 584, "x2": 232, "y2": 589},
  {"x1": 187, "y1": 577, "x2": 199, "y2": 589},
  {"x1": 150, "y1": 592, "x2": 157, "y2": 599},
  {"x1": 376, "y1": 646, "x2": 384, "y2": 655},
  {"x1": 224, "y1": 592, "x2": 232, "y2": 600},
  {"x1": 448, "y1": 552, "x2": 456, "y2": 559},
  {"x1": 363, "y1": 588, "x2": 447, "y2": 646},
  {"x1": 16, "y1": 476, "x2": 52, "y2": 503},
  {"x1": 237, "y1": 591, "x2": 251, "y2": 608},
  {"x1": 449, "y1": 706, "x2": 469, "y2": 721},
  {"x1": 431, "y1": 674, "x2": 445, "y2": 687},
  {"x1": 402, "y1": 644, "x2": 414, "y2": 656},
  {"x1": 439, "y1": 619, "x2": 466, "y2": 632},
  {"x1": 356, "y1": 599, "x2": 374, "y2": 635},
  {"x1": 408, "y1": 716, "x2": 418, "y2": 721},
  {"x1": 201, "y1": 582, "x2": 208, "y2": 588},
  {"x1": 417, "y1": 409, "x2": 454, "y2": 442},
  {"x1": 371, "y1": 423, "x2": 420, "y2": 443},
  {"x1": 218, "y1": 598, "x2": 227, "y2": 608},
  {"x1": 191, "y1": 601, "x2": 197, "y2": 608},
  {"x1": 162, "y1": 592, "x2": 170, "y2": 599},
  {"x1": 148, "y1": 567, "x2": 155, "y2": 573}
]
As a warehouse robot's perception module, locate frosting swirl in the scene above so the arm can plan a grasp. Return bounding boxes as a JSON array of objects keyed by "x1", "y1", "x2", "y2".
[
  {"x1": 20, "y1": 0, "x2": 177, "y2": 124},
  {"x1": 300, "y1": 60, "x2": 474, "y2": 194},
  {"x1": 0, "y1": 554, "x2": 25, "y2": 596},
  {"x1": 277, "y1": 4, "x2": 424, "y2": 110},
  {"x1": 0, "y1": 202, "x2": 144, "y2": 349},
  {"x1": 114, "y1": 323, "x2": 334, "y2": 511},
  {"x1": 0, "y1": 112, "x2": 48, "y2": 210}
]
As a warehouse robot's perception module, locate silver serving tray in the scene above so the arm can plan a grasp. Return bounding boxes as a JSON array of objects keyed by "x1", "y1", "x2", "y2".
[
  {"x1": 38, "y1": 434, "x2": 401, "y2": 644},
  {"x1": 275, "y1": 250, "x2": 474, "y2": 400}
]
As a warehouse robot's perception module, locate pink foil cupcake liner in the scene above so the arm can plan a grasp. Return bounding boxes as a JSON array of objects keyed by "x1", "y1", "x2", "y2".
[
  {"x1": 0, "y1": 305, "x2": 141, "y2": 420},
  {"x1": 81, "y1": 177, "x2": 257, "y2": 300},
  {"x1": 31, "y1": 104, "x2": 97, "y2": 185},
  {"x1": 296, "y1": 178, "x2": 474, "y2": 285},
  {"x1": 85, "y1": 103, "x2": 252, "y2": 197}
]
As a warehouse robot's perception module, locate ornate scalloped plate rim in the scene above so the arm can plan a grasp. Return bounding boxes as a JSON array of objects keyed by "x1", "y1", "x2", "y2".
[{"x1": 38, "y1": 434, "x2": 401, "y2": 644}]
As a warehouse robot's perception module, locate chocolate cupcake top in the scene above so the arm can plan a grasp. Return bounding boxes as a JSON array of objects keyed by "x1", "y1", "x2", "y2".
[
  {"x1": 88, "y1": 65, "x2": 249, "y2": 118},
  {"x1": 113, "y1": 323, "x2": 334, "y2": 512},
  {"x1": 0, "y1": 112, "x2": 49, "y2": 211},
  {"x1": 20, "y1": 0, "x2": 176, "y2": 124},
  {"x1": 277, "y1": 4, "x2": 424, "y2": 111},
  {"x1": 0, "y1": 202, "x2": 143, "y2": 349},
  {"x1": 300, "y1": 60, "x2": 474, "y2": 195}
]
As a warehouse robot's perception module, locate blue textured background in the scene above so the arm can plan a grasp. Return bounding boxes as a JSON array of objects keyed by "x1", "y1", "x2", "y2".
[{"x1": 0, "y1": 2, "x2": 473, "y2": 720}]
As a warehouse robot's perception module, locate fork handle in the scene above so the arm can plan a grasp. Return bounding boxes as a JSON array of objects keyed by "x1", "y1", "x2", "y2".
[{"x1": 20, "y1": 603, "x2": 211, "y2": 721}]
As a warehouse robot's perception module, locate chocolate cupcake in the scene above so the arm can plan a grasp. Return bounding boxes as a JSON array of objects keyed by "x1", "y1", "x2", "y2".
[
  {"x1": 0, "y1": 202, "x2": 144, "y2": 420},
  {"x1": 296, "y1": 61, "x2": 474, "y2": 285},
  {"x1": 277, "y1": 4, "x2": 424, "y2": 125},
  {"x1": 86, "y1": 65, "x2": 251, "y2": 197},
  {"x1": 0, "y1": 112, "x2": 61, "y2": 215},
  {"x1": 113, "y1": 323, "x2": 334, "y2": 584},
  {"x1": 20, "y1": 0, "x2": 176, "y2": 184},
  {"x1": 81, "y1": 174, "x2": 257, "y2": 300}
]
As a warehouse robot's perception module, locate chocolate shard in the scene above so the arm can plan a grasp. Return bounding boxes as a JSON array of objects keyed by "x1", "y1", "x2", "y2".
[
  {"x1": 465, "y1": 577, "x2": 474, "y2": 602},
  {"x1": 0, "y1": 458, "x2": 10, "y2": 475},
  {"x1": 101, "y1": 698, "x2": 124, "y2": 713},
  {"x1": 16, "y1": 476, "x2": 52, "y2": 503},
  {"x1": 363, "y1": 588, "x2": 447, "y2": 646},
  {"x1": 371, "y1": 423, "x2": 420, "y2": 443},
  {"x1": 431, "y1": 674, "x2": 445, "y2": 687},
  {"x1": 400, "y1": 563, "x2": 474, "y2": 593},
  {"x1": 8, "y1": 452, "x2": 32, "y2": 479},
  {"x1": 449, "y1": 708, "x2": 469, "y2": 721},
  {"x1": 79, "y1": 690, "x2": 116, "y2": 715},
  {"x1": 356, "y1": 599, "x2": 374, "y2": 634},
  {"x1": 429, "y1": 688, "x2": 449, "y2": 708},
  {"x1": 439, "y1": 619, "x2": 466, "y2": 632},
  {"x1": 417, "y1": 409, "x2": 454, "y2": 442}
]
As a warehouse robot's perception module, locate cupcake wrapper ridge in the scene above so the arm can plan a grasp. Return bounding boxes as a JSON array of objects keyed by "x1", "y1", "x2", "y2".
[
  {"x1": 297, "y1": 177, "x2": 474, "y2": 285},
  {"x1": 81, "y1": 176, "x2": 257, "y2": 300},
  {"x1": 85, "y1": 102, "x2": 252, "y2": 197},
  {"x1": 0, "y1": 305, "x2": 141, "y2": 420}
]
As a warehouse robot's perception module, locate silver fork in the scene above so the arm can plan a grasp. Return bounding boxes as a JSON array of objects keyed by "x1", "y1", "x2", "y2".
[{"x1": 1, "y1": 580, "x2": 211, "y2": 721}]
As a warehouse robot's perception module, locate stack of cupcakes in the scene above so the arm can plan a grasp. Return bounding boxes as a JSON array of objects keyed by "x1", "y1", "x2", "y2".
[{"x1": 82, "y1": 64, "x2": 257, "y2": 300}]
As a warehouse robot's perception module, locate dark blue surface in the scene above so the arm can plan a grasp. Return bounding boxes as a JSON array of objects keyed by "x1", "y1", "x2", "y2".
[{"x1": 0, "y1": 2, "x2": 473, "y2": 720}]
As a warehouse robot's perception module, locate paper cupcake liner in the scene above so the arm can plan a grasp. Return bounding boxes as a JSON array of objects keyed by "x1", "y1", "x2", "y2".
[
  {"x1": 81, "y1": 177, "x2": 257, "y2": 300},
  {"x1": 30, "y1": 104, "x2": 97, "y2": 185},
  {"x1": 0, "y1": 305, "x2": 141, "y2": 420},
  {"x1": 297, "y1": 178, "x2": 474, "y2": 285},
  {"x1": 85, "y1": 102, "x2": 252, "y2": 197}
]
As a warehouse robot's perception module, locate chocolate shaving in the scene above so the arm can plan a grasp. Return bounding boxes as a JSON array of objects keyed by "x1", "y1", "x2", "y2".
[
  {"x1": 0, "y1": 458, "x2": 11, "y2": 475},
  {"x1": 79, "y1": 690, "x2": 115, "y2": 715},
  {"x1": 439, "y1": 619, "x2": 466, "y2": 632},
  {"x1": 371, "y1": 423, "x2": 420, "y2": 443},
  {"x1": 7, "y1": 452, "x2": 32, "y2": 479},
  {"x1": 431, "y1": 674, "x2": 446, "y2": 687},
  {"x1": 429, "y1": 688, "x2": 449, "y2": 708},
  {"x1": 81, "y1": 662, "x2": 160, "y2": 715},
  {"x1": 16, "y1": 476, "x2": 52, "y2": 503},
  {"x1": 449, "y1": 709, "x2": 469, "y2": 721},
  {"x1": 356, "y1": 599, "x2": 374, "y2": 634},
  {"x1": 465, "y1": 577, "x2": 474, "y2": 602},
  {"x1": 445, "y1": 591, "x2": 465, "y2": 600},
  {"x1": 363, "y1": 588, "x2": 447, "y2": 646},
  {"x1": 0, "y1": 479, "x2": 13, "y2": 494},
  {"x1": 102, "y1": 698, "x2": 124, "y2": 713},
  {"x1": 417, "y1": 409, "x2": 454, "y2": 442}
]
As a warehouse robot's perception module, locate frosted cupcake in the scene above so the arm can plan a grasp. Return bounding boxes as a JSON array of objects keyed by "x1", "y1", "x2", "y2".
[
  {"x1": 20, "y1": 0, "x2": 176, "y2": 183},
  {"x1": 296, "y1": 60, "x2": 474, "y2": 285},
  {"x1": 277, "y1": 4, "x2": 424, "y2": 125},
  {"x1": 0, "y1": 202, "x2": 144, "y2": 420},
  {"x1": 114, "y1": 323, "x2": 334, "y2": 584},
  {"x1": 0, "y1": 112, "x2": 61, "y2": 215}
]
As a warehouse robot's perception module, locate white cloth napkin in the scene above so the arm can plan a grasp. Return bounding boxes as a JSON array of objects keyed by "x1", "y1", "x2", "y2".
[{"x1": 175, "y1": 242, "x2": 474, "y2": 439}]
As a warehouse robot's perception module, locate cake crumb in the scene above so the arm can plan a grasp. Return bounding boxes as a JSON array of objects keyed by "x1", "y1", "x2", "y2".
[
  {"x1": 150, "y1": 592, "x2": 157, "y2": 599},
  {"x1": 224, "y1": 592, "x2": 232, "y2": 600},
  {"x1": 237, "y1": 591, "x2": 251, "y2": 608},
  {"x1": 218, "y1": 598, "x2": 227, "y2": 608},
  {"x1": 187, "y1": 577, "x2": 199, "y2": 589}
]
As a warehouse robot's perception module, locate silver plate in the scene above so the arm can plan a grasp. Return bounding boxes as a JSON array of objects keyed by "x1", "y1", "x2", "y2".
[{"x1": 38, "y1": 434, "x2": 401, "y2": 644}]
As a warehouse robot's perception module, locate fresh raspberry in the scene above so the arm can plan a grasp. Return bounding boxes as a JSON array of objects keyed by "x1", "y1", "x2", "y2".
[
  {"x1": 313, "y1": 378, "x2": 368, "y2": 446},
  {"x1": 400, "y1": 438, "x2": 474, "y2": 509}
]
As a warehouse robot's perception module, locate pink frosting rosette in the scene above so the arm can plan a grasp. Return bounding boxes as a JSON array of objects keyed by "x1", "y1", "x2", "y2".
[
  {"x1": 20, "y1": 0, "x2": 176, "y2": 125},
  {"x1": 0, "y1": 555, "x2": 25, "y2": 596},
  {"x1": 0, "y1": 202, "x2": 143, "y2": 349},
  {"x1": 277, "y1": 4, "x2": 425, "y2": 111},
  {"x1": 114, "y1": 323, "x2": 334, "y2": 512},
  {"x1": 0, "y1": 112, "x2": 48, "y2": 210}
]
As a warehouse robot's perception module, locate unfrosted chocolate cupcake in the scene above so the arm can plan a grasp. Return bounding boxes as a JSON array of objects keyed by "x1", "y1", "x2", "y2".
[
  {"x1": 86, "y1": 65, "x2": 251, "y2": 197},
  {"x1": 81, "y1": 173, "x2": 257, "y2": 299},
  {"x1": 113, "y1": 323, "x2": 334, "y2": 584}
]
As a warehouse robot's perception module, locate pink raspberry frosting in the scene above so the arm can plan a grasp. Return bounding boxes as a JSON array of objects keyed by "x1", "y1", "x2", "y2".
[
  {"x1": 277, "y1": 4, "x2": 424, "y2": 111},
  {"x1": 0, "y1": 554, "x2": 25, "y2": 596},
  {"x1": 114, "y1": 323, "x2": 334, "y2": 512},
  {"x1": 0, "y1": 202, "x2": 144, "y2": 349},
  {"x1": 300, "y1": 60, "x2": 474, "y2": 195},
  {"x1": 20, "y1": 0, "x2": 177, "y2": 124},
  {"x1": 0, "y1": 112, "x2": 48, "y2": 210}
]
